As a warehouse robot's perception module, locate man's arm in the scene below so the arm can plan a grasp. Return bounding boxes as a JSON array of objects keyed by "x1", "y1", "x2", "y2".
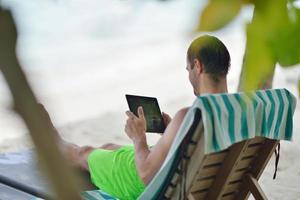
[
  {"x1": 125, "y1": 107, "x2": 150, "y2": 183},
  {"x1": 125, "y1": 107, "x2": 189, "y2": 185}
]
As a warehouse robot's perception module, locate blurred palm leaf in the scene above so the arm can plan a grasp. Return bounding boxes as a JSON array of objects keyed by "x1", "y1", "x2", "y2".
[
  {"x1": 198, "y1": 0, "x2": 300, "y2": 93},
  {"x1": 239, "y1": 0, "x2": 300, "y2": 91},
  {"x1": 298, "y1": 77, "x2": 300, "y2": 97},
  {"x1": 271, "y1": 7, "x2": 300, "y2": 67},
  {"x1": 239, "y1": 21, "x2": 276, "y2": 90},
  {"x1": 197, "y1": 0, "x2": 243, "y2": 31}
]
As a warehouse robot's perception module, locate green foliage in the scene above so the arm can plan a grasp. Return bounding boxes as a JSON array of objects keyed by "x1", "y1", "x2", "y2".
[
  {"x1": 272, "y1": 4, "x2": 300, "y2": 67},
  {"x1": 198, "y1": 0, "x2": 300, "y2": 92},
  {"x1": 197, "y1": 0, "x2": 243, "y2": 31},
  {"x1": 240, "y1": 22, "x2": 276, "y2": 90},
  {"x1": 298, "y1": 77, "x2": 300, "y2": 97},
  {"x1": 241, "y1": 0, "x2": 285, "y2": 90}
]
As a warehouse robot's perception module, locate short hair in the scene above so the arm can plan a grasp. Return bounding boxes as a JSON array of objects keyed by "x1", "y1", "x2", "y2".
[{"x1": 187, "y1": 35, "x2": 231, "y2": 82}]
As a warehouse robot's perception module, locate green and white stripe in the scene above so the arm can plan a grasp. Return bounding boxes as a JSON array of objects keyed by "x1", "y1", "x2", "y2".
[
  {"x1": 197, "y1": 88, "x2": 297, "y2": 153},
  {"x1": 81, "y1": 190, "x2": 118, "y2": 200},
  {"x1": 32, "y1": 190, "x2": 118, "y2": 200}
]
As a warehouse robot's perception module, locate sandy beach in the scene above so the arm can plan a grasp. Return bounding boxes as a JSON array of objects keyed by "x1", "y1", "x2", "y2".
[{"x1": 0, "y1": 0, "x2": 299, "y2": 199}]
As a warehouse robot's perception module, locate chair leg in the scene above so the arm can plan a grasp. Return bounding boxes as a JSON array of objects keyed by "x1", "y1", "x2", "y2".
[{"x1": 243, "y1": 173, "x2": 268, "y2": 200}]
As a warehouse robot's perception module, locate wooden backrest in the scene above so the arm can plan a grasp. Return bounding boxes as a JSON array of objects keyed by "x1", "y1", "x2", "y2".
[{"x1": 164, "y1": 120, "x2": 279, "y2": 200}]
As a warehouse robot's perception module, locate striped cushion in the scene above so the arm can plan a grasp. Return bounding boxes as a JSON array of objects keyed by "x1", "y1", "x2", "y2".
[
  {"x1": 31, "y1": 190, "x2": 117, "y2": 200},
  {"x1": 81, "y1": 190, "x2": 118, "y2": 200},
  {"x1": 196, "y1": 88, "x2": 296, "y2": 153}
]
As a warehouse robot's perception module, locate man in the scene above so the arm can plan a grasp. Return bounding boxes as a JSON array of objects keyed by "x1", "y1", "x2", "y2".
[{"x1": 42, "y1": 35, "x2": 230, "y2": 199}]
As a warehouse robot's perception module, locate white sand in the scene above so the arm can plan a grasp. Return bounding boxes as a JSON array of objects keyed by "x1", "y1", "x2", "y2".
[{"x1": 0, "y1": 0, "x2": 299, "y2": 199}]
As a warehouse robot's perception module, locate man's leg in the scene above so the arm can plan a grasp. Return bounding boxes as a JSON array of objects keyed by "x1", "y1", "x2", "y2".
[
  {"x1": 38, "y1": 104, "x2": 122, "y2": 171},
  {"x1": 70, "y1": 143, "x2": 123, "y2": 171}
]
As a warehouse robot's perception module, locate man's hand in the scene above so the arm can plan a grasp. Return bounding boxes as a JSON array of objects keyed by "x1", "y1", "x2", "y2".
[
  {"x1": 125, "y1": 106, "x2": 151, "y2": 185},
  {"x1": 162, "y1": 112, "x2": 172, "y2": 127},
  {"x1": 125, "y1": 106, "x2": 147, "y2": 142}
]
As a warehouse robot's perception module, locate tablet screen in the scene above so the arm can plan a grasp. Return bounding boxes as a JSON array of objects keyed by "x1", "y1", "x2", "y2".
[{"x1": 126, "y1": 94, "x2": 165, "y2": 133}]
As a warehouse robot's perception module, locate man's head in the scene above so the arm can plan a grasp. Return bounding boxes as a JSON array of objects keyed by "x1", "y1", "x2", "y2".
[{"x1": 186, "y1": 35, "x2": 230, "y2": 95}]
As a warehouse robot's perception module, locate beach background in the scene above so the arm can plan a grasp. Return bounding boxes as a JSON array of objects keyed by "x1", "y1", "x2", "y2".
[{"x1": 0, "y1": 0, "x2": 299, "y2": 199}]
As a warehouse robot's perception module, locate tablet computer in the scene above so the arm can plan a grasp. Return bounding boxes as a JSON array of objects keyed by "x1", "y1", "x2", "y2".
[{"x1": 126, "y1": 94, "x2": 165, "y2": 133}]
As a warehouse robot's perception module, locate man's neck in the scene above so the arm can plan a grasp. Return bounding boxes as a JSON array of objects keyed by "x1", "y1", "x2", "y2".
[{"x1": 198, "y1": 77, "x2": 228, "y2": 96}]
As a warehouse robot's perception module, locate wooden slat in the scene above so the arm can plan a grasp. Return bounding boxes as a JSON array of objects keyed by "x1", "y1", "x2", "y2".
[
  {"x1": 167, "y1": 117, "x2": 205, "y2": 199},
  {"x1": 228, "y1": 169, "x2": 247, "y2": 182},
  {"x1": 238, "y1": 139, "x2": 279, "y2": 200},
  {"x1": 191, "y1": 126, "x2": 202, "y2": 143},
  {"x1": 170, "y1": 172, "x2": 180, "y2": 185},
  {"x1": 186, "y1": 143, "x2": 198, "y2": 157},
  {"x1": 221, "y1": 192, "x2": 237, "y2": 200},
  {"x1": 171, "y1": 129, "x2": 275, "y2": 200},
  {"x1": 223, "y1": 181, "x2": 243, "y2": 194},
  {"x1": 248, "y1": 140, "x2": 279, "y2": 178},
  {"x1": 197, "y1": 164, "x2": 222, "y2": 179},
  {"x1": 170, "y1": 181, "x2": 183, "y2": 200},
  {"x1": 202, "y1": 151, "x2": 228, "y2": 166},
  {"x1": 248, "y1": 137, "x2": 266, "y2": 145},
  {"x1": 235, "y1": 156, "x2": 256, "y2": 170},
  {"x1": 190, "y1": 177, "x2": 215, "y2": 192},
  {"x1": 234, "y1": 167, "x2": 250, "y2": 173},
  {"x1": 185, "y1": 123, "x2": 207, "y2": 194},
  {"x1": 243, "y1": 145, "x2": 262, "y2": 157},
  {"x1": 206, "y1": 140, "x2": 250, "y2": 200},
  {"x1": 190, "y1": 137, "x2": 273, "y2": 200},
  {"x1": 165, "y1": 186, "x2": 175, "y2": 198},
  {"x1": 165, "y1": 172, "x2": 181, "y2": 198},
  {"x1": 191, "y1": 189, "x2": 209, "y2": 199},
  {"x1": 224, "y1": 167, "x2": 250, "y2": 191}
]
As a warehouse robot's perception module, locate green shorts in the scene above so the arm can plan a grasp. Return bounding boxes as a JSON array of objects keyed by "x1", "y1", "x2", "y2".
[{"x1": 88, "y1": 145, "x2": 145, "y2": 200}]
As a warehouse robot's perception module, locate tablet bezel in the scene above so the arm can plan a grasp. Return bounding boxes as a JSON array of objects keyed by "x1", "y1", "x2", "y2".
[{"x1": 125, "y1": 94, "x2": 165, "y2": 133}]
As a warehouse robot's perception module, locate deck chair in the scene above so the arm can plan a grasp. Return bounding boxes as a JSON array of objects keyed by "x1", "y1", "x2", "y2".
[
  {"x1": 0, "y1": 89, "x2": 296, "y2": 200},
  {"x1": 81, "y1": 88, "x2": 297, "y2": 200},
  {"x1": 135, "y1": 88, "x2": 296, "y2": 200}
]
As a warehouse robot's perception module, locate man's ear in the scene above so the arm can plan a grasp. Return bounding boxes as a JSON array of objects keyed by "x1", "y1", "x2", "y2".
[{"x1": 193, "y1": 59, "x2": 204, "y2": 75}]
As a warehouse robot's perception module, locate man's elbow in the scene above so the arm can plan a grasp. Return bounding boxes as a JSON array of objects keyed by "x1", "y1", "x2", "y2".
[
  {"x1": 140, "y1": 172, "x2": 152, "y2": 186},
  {"x1": 138, "y1": 166, "x2": 154, "y2": 186}
]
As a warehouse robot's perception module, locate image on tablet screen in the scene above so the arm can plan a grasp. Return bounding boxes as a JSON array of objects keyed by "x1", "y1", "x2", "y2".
[{"x1": 126, "y1": 95, "x2": 165, "y2": 133}]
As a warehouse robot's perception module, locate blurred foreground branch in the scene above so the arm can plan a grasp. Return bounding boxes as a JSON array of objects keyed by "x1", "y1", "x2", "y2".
[{"x1": 0, "y1": 8, "x2": 84, "y2": 200}]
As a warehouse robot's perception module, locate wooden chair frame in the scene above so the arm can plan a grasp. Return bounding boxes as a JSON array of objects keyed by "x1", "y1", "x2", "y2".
[{"x1": 164, "y1": 117, "x2": 279, "y2": 200}]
